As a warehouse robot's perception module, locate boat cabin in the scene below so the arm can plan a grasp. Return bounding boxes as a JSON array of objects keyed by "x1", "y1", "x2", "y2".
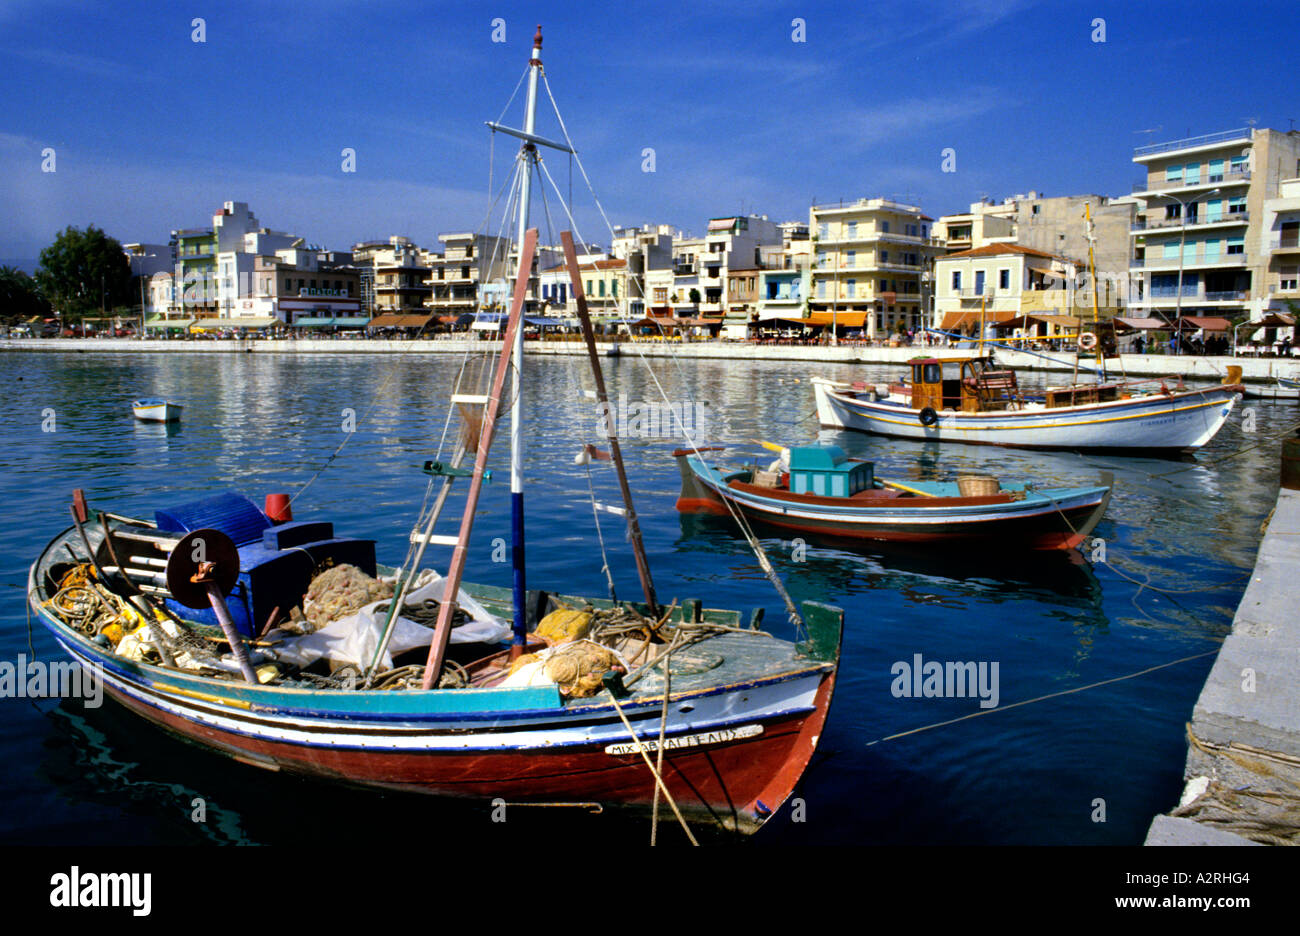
[
  {"x1": 787, "y1": 446, "x2": 874, "y2": 497},
  {"x1": 907, "y1": 356, "x2": 1021, "y2": 412}
]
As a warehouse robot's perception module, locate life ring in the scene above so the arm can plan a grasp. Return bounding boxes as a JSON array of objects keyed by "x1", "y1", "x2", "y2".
[
  {"x1": 1077, "y1": 331, "x2": 1098, "y2": 351},
  {"x1": 918, "y1": 407, "x2": 939, "y2": 427}
]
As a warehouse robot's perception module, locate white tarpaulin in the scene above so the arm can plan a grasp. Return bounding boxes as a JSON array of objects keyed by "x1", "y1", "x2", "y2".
[{"x1": 272, "y1": 569, "x2": 510, "y2": 671}]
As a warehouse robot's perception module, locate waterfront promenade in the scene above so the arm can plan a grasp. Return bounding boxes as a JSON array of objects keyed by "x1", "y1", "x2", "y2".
[
  {"x1": 4, "y1": 337, "x2": 1298, "y2": 383},
  {"x1": 1145, "y1": 484, "x2": 1300, "y2": 846}
]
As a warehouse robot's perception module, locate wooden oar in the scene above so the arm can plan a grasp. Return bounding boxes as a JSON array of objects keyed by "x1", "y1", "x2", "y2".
[{"x1": 752, "y1": 439, "x2": 938, "y2": 498}]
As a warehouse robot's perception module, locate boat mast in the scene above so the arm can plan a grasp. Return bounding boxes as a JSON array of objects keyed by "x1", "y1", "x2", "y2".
[
  {"x1": 1085, "y1": 202, "x2": 1105, "y2": 381},
  {"x1": 560, "y1": 231, "x2": 658, "y2": 614},
  {"x1": 508, "y1": 25, "x2": 544, "y2": 656}
]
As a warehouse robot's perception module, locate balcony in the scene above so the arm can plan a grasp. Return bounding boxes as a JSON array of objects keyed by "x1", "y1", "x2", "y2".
[
  {"x1": 1132, "y1": 253, "x2": 1248, "y2": 270},
  {"x1": 1133, "y1": 166, "x2": 1250, "y2": 194},
  {"x1": 1134, "y1": 129, "x2": 1251, "y2": 159},
  {"x1": 1270, "y1": 236, "x2": 1300, "y2": 252},
  {"x1": 1131, "y1": 211, "x2": 1249, "y2": 233}
]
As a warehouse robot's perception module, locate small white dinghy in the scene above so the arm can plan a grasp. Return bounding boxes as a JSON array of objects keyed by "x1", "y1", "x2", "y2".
[{"x1": 132, "y1": 399, "x2": 182, "y2": 423}]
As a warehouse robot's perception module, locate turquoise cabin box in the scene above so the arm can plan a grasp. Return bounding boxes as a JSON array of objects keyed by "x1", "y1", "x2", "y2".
[{"x1": 787, "y1": 446, "x2": 874, "y2": 497}]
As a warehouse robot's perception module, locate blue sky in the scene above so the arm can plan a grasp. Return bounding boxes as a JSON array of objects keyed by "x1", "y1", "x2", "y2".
[{"x1": 1, "y1": 0, "x2": 1297, "y2": 267}]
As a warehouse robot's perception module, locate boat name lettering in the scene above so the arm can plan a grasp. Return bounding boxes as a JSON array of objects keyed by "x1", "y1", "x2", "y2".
[{"x1": 604, "y1": 723, "x2": 763, "y2": 755}]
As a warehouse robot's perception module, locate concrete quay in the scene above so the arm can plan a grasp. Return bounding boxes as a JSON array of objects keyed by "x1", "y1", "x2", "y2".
[
  {"x1": 1145, "y1": 486, "x2": 1300, "y2": 846},
  {"x1": 3, "y1": 336, "x2": 1299, "y2": 383}
]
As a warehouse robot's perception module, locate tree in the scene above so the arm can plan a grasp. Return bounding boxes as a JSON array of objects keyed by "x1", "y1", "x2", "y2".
[
  {"x1": 0, "y1": 266, "x2": 50, "y2": 326},
  {"x1": 35, "y1": 225, "x2": 132, "y2": 319}
]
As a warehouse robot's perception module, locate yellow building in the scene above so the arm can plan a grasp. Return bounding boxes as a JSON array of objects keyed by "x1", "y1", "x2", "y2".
[{"x1": 809, "y1": 198, "x2": 941, "y2": 337}]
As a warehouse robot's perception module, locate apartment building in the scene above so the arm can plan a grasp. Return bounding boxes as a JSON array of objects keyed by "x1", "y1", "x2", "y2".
[
  {"x1": 537, "y1": 256, "x2": 627, "y2": 319},
  {"x1": 935, "y1": 193, "x2": 1135, "y2": 297},
  {"x1": 1128, "y1": 127, "x2": 1300, "y2": 324},
  {"x1": 932, "y1": 244, "x2": 1107, "y2": 337},
  {"x1": 422, "y1": 233, "x2": 511, "y2": 320},
  {"x1": 611, "y1": 224, "x2": 674, "y2": 318},
  {"x1": 1262, "y1": 176, "x2": 1300, "y2": 317},
  {"x1": 355, "y1": 236, "x2": 433, "y2": 314},
  {"x1": 809, "y1": 198, "x2": 941, "y2": 337}
]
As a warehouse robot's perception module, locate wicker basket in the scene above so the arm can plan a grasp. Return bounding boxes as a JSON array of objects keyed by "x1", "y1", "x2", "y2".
[{"x1": 957, "y1": 475, "x2": 1000, "y2": 497}]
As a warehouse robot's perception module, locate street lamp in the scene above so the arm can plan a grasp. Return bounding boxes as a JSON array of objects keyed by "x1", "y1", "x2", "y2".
[{"x1": 1143, "y1": 187, "x2": 1219, "y2": 354}]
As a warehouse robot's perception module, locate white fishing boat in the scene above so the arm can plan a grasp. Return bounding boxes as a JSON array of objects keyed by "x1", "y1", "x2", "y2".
[
  {"x1": 1242, "y1": 376, "x2": 1300, "y2": 401},
  {"x1": 814, "y1": 204, "x2": 1243, "y2": 452},
  {"x1": 132, "y1": 399, "x2": 182, "y2": 423},
  {"x1": 812, "y1": 360, "x2": 1241, "y2": 451}
]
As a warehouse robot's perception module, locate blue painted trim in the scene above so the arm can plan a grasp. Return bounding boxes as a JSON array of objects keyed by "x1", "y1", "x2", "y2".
[{"x1": 511, "y1": 491, "x2": 526, "y2": 647}]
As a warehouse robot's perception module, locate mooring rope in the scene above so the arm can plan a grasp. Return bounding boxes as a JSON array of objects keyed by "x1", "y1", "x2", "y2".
[{"x1": 864, "y1": 649, "x2": 1219, "y2": 747}]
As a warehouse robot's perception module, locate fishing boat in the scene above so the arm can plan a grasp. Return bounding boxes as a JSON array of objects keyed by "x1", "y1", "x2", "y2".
[
  {"x1": 27, "y1": 28, "x2": 842, "y2": 837},
  {"x1": 812, "y1": 358, "x2": 1242, "y2": 451},
  {"x1": 814, "y1": 204, "x2": 1242, "y2": 452},
  {"x1": 1242, "y1": 376, "x2": 1300, "y2": 401},
  {"x1": 675, "y1": 443, "x2": 1111, "y2": 551},
  {"x1": 132, "y1": 399, "x2": 182, "y2": 423}
]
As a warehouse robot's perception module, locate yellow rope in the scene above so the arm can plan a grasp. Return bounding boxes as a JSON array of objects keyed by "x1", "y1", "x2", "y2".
[{"x1": 607, "y1": 693, "x2": 699, "y2": 846}]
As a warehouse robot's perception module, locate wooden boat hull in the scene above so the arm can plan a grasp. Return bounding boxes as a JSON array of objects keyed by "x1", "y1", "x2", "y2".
[
  {"x1": 812, "y1": 377, "x2": 1240, "y2": 450},
  {"x1": 676, "y1": 453, "x2": 1110, "y2": 551},
  {"x1": 29, "y1": 530, "x2": 841, "y2": 835},
  {"x1": 132, "y1": 400, "x2": 182, "y2": 423}
]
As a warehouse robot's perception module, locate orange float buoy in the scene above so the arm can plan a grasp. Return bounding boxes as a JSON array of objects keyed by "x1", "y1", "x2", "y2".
[{"x1": 264, "y1": 493, "x2": 292, "y2": 524}]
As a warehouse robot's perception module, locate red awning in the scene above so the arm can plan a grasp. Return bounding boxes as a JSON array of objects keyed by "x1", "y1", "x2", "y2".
[
  {"x1": 939, "y1": 310, "x2": 1016, "y2": 330},
  {"x1": 1177, "y1": 316, "x2": 1232, "y2": 332}
]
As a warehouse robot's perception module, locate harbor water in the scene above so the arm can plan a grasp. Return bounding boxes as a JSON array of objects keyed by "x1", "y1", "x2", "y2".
[{"x1": 0, "y1": 350, "x2": 1286, "y2": 845}]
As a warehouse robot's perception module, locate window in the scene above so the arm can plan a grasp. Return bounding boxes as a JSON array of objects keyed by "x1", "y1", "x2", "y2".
[
  {"x1": 1032, "y1": 205, "x2": 1041, "y2": 215},
  {"x1": 951, "y1": 270, "x2": 962, "y2": 290},
  {"x1": 880, "y1": 250, "x2": 889, "y2": 264},
  {"x1": 975, "y1": 270, "x2": 985, "y2": 294},
  {"x1": 1228, "y1": 196, "x2": 1246, "y2": 215},
  {"x1": 612, "y1": 280, "x2": 618, "y2": 297},
  {"x1": 846, "y1": 250, "x2": 856, "y2": 267},
  {"x1": 817, "y1": 280, "x2": 826, "y2": 299},
  {"x1": 1209, "y1": 159, "x2": 1224, "y2": 183},
  {"x1": 881, "y1": 221, "x2": 890, "y2": 233},
  {"x1": 1163, "y1": 242, "x2": 1179, "y2": 259},
  {"x1": 847, "y1": 221, "x2": 857, "y2": 238},
  {"x1": 1230, "y1": 155, "x2": 1248, "y2": 173},
  {"x1": 1227, "y1": 237, "x2": 1244, "y2": 255},
  {"x1": 1165, "y1": 204, "x2": 1182, "y2": 220},
  {"x1": 818, "y1": 222, "x2": 829, "y2": 239},
  {"x1": 817, "y1": 250, "x2": 827, "y2": 268},
  {"x1": 846, "y1": 279, "x2": 856, "y2": 298},
  {"x1": 598, "y1": 280, "x2": 605, "y2": 297},
  {"x1": 1166, "y1": 164, "x2": 1183, "y2": 182},
  {"x1": 1184, "y1": 162, "x2": 1200, "y2": 185},
  {"x1": 999, "y1": 269, "x2": 1010, "y2": 290}
]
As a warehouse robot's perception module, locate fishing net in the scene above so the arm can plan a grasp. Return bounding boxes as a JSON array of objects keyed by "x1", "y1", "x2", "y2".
[
  {"x1": 304, "y1": 564, "x2": 394, "y2": 631},
  {"x1": 453, "y1": 354, "x2": 506, "y2": 454}
]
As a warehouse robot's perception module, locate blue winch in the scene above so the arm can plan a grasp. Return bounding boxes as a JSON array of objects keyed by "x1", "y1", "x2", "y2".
[{"x1": 150, "y1": 492, "x2": 376, "y2": 637}]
